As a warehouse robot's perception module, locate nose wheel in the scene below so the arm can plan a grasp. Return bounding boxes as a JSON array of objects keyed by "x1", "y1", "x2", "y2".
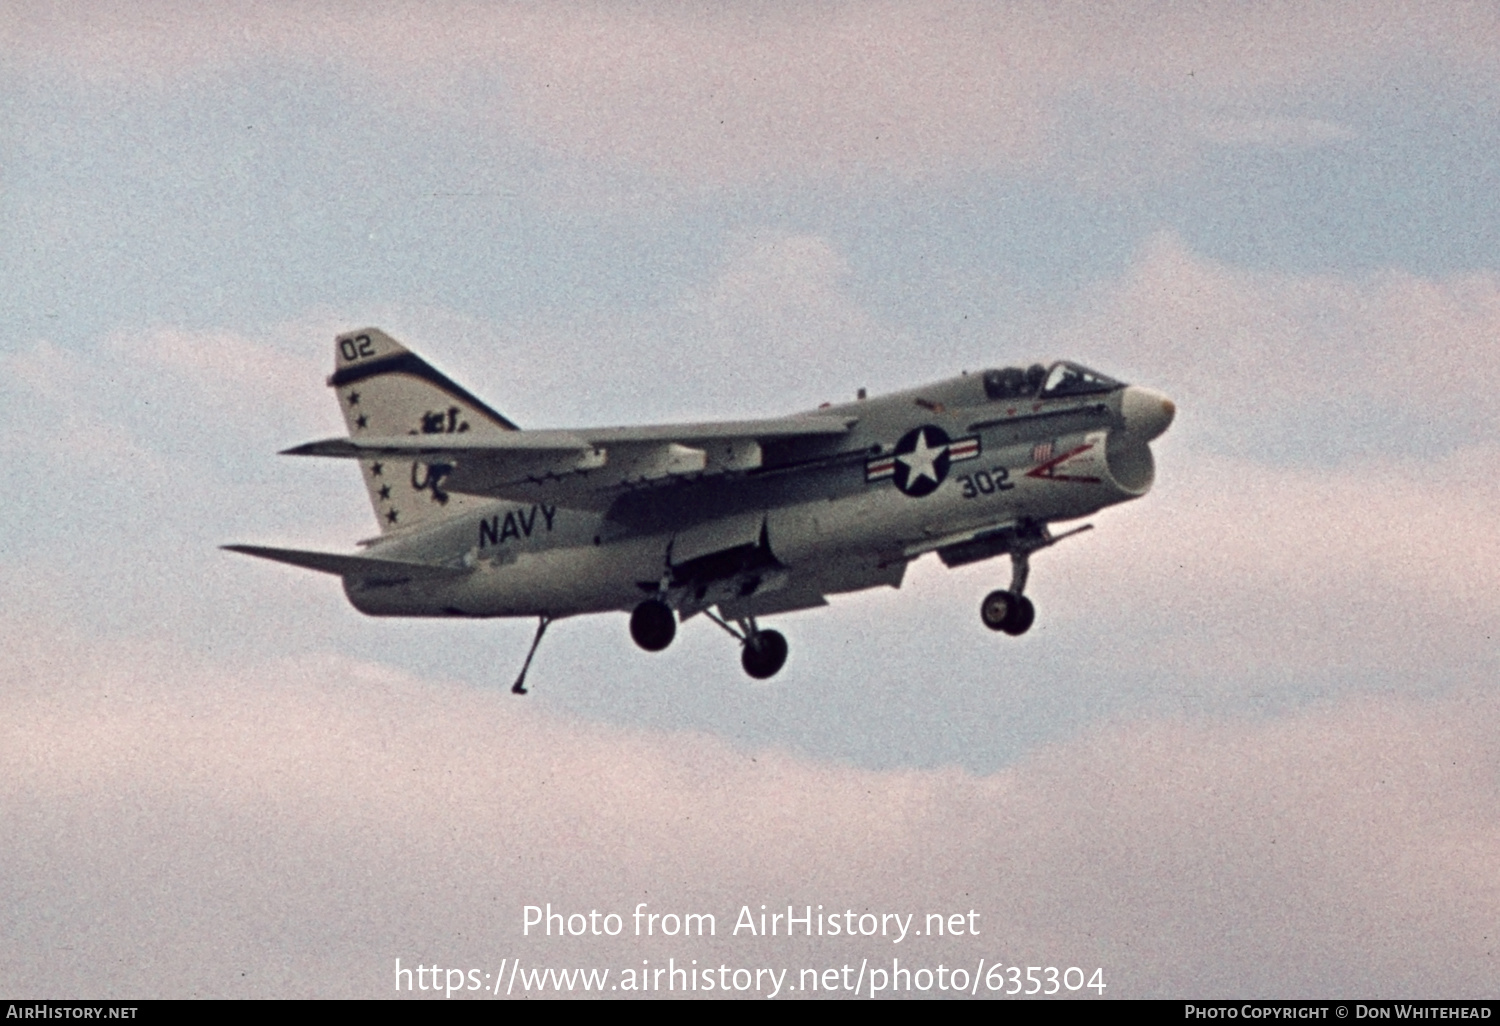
[
  {"x1": 978, "y1": 527, "x2": 1057, "y2": 637},
  {"x1": 981, "y1": 590, "x2": 1035, "y2": 635}
]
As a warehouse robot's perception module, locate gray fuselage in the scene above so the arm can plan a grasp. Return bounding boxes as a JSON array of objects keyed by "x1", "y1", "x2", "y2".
[{"x1": 343, "y1": 370, "x2": 1162, "y2": 623}]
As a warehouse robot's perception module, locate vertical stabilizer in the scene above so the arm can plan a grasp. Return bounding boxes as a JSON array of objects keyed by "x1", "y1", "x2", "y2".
[{"x1": 328, "y1": 328, "x2": 517, "y2": 534}]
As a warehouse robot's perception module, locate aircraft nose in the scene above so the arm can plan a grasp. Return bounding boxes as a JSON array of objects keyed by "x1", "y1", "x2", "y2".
[{"x1": 1121, "y1": 386, "x2": 1175, "y2": 441}]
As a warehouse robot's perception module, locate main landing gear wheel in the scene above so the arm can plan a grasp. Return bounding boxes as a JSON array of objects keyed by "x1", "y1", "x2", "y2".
[
  {"x1": 630, "y1": 599, "x2": 676, "y2": 651},
  {"x1": 981, "y1": 590, "x2": 1035, "y2": 636},
  {"x1": 741, "y1": 629, "x2": 788, "y2": 680}
]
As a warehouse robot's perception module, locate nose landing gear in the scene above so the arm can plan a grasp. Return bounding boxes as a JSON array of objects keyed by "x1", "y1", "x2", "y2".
[
  {"x1": 976, "y1": 521, "x2": 1092, "y2": 637},
  {"x1": 981, "y1": 589, "x2": 1035, "y2": 635},
  {"x1": 982, "y1": 543, "x2": 1036, "y2": 636}
]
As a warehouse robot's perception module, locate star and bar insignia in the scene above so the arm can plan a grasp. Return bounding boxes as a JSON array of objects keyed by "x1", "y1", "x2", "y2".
[{"x1": 866, "y1": 425, "x2": 980, "y2": 497}]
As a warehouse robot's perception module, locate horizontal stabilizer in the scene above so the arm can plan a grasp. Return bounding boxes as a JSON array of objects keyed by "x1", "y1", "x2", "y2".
[{"x1": 222, "y1": 544, "x2": 468, "y2": 580}]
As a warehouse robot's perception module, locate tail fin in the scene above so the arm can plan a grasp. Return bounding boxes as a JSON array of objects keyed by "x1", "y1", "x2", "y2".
[{"x1": 329, "y1": 328, "x2": 517, "y2": 534}]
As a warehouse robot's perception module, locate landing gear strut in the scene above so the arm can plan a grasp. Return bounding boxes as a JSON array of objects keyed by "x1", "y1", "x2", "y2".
[{"x1": 704, "y1": 610, "x2": 789, "y2": 680}]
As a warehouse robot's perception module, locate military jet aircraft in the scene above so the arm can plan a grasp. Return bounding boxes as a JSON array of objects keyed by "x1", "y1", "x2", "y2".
[{"x1": 226, "y1": 328, "x2": 1174, "y2": 691}]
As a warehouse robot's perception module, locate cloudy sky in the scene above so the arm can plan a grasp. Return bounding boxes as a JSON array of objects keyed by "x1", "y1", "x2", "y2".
[{"x1": 2, "y1": 0, "x2": 1498, "y2": 999}]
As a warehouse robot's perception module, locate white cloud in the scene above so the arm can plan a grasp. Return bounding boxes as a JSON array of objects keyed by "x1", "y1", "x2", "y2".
[
  {"x1": 1052, "y1": 232, "x2": 1500, "y2": 432},
  {"x1": 1039, "y1": 443, "x2": 1500, "y2": 691},
  {"x1": 459, "y1": 231, "x2": 908, "y2": 423},
  {"x1": 109, "y1": 326, "x2": 328, "y2": 428},
  {"x1": 0, "y1": 339, "x2": 164, "y2": 474},
  {"x1": 8, "y1": 2, "x2": 1498, "y2": 183},
  {"x1": 2, "y1": 619, "x2": 1496, "y2": 996},
  {"x1": 1199, "y1": 117, "x2": 1358, "y2": 148},
  {"x1": 686, "y1": 231, "x2": 890, "y2": 374},
  {"x1": 0, "y1": 326, "x2": 367, "y2": 553},
  {"x1": 1011, "y1": 234, "x2": 1500, "y2": 693}
]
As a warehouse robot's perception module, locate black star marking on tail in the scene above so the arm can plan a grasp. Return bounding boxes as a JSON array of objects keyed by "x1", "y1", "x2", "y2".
[
  {"x1": 378, "y1": 485, "x2": 391, "y2": 500},
  {"x1": 385, "y1": 508, "x2": 399, "y2": 524},
  {"x1": 355, "y1": 414, "x2": 368, "y2": 430},
  {"x1": 370, "y1": 462, "x2": 383, "y2": 476},
  {"x1": 347, "y1": 391, "x2": 360, "y2": 407}
]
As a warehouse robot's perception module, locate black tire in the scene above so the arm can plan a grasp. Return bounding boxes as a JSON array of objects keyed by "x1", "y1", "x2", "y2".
[
  {"x1": 981, "y1": 590, "x2": 1036, "y2": 636},
  {"x1": 1003, "y1": 594, "x2": 1035, "y2": 636},
  {"x1": 980, "y1": 590, "x2": 1014, "y2": 632},
  {"x1": 741, "y1": 629, "x2": 788, "y2": 680},
  {"x1": 630, "y1": 599, "x2": 676, "y2": 652}
]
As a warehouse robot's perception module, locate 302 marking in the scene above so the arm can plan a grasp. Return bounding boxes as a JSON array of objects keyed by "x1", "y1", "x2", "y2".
[{"x1": 957, "y1": 466, "x2": 1015, "y2": 498}]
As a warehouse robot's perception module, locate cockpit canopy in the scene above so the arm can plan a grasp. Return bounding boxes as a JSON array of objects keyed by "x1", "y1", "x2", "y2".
[{"x1": 982, "y1": 361, "x2": 1123, "y2": 401}]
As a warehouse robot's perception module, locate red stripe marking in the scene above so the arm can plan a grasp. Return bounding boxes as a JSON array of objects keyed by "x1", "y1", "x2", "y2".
[{"x1": 1024, "y1": 443, "x2": 1101, "y2": 484}]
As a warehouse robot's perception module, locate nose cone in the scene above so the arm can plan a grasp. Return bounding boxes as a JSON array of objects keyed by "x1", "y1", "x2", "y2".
[{"x1": 1121, "y1": 386, "x2": 1175, "y2": 441}]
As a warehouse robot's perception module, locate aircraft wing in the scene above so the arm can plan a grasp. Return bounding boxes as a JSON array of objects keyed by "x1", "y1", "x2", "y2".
[
  {"x1": 282, "y1": 414, "x2": 857, "y2": 510},
  {"x1": 280, "y1": 431, "x2": 597, "y2": 458},
  {"x1": 222, "y1": 544, "x2": 469, "y2": 580}
]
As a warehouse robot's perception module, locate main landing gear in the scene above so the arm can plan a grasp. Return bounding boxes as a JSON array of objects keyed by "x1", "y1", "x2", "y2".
[
  {"x1": 738, "y1": 626, "x2": 788, "y2": 680},
  {"x1": 630, "y1": 599, "x2": 788, "y2": 680},
  {"x1": 630, "y1": 598, "x2": 676, "y2": 651}
]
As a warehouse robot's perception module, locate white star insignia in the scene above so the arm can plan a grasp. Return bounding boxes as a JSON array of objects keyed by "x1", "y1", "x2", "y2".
[{"x1": 897, "y1": 429, "x2": 945, "y2": 486}]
